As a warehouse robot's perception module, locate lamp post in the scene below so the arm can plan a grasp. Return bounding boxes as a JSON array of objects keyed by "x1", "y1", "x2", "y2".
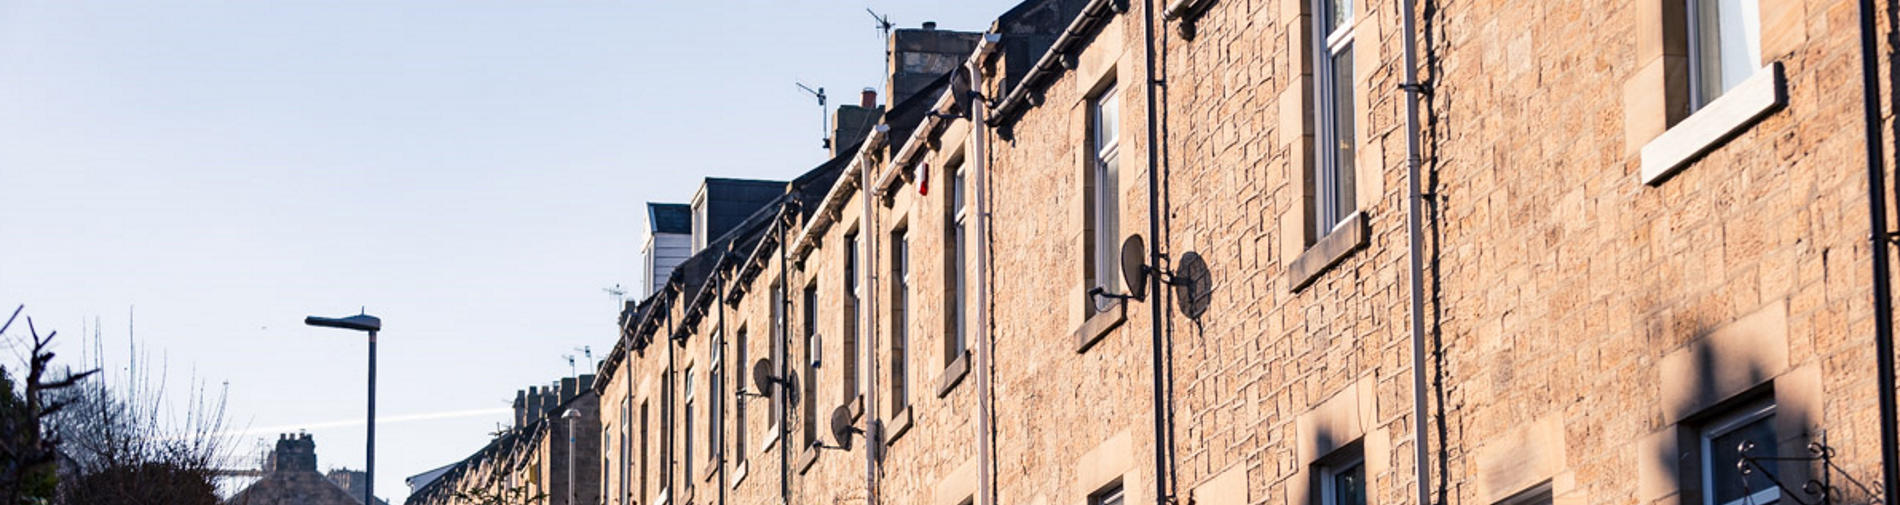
[
  {"x1": 563, "y1": 408, "x2": 581, "y2": 505},
  {"x1": 304, "y1": 313, "x2": 381, "y2": 505}
]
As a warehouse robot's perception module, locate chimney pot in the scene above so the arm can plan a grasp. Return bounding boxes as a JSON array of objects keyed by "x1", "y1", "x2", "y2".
[
  {"x1": 922, "y1": 21, "x2": 937, "y2": 30},
  {"x1": 861, "y1": 88, "x2": 877, "y2": 108}
]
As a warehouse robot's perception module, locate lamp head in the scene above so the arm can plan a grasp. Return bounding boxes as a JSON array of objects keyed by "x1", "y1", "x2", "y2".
[
  {"x1": 305, "y1": 314, "x2": 381, "y2": 333},
  {"x1": 562, "y1": 409, "x2": 582, "y2": 420}
]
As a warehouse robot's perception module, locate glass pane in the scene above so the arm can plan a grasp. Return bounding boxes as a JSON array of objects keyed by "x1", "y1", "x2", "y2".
[
  {"x1": 953, "y1": 168, "x2": 966, "y2": 213},
  {"x1": 1331, "y1": 44, "x2": 1357, "y2": 224},
  {"x1": 1333, "y1": 462, "x2": 1367, "y2": 505},
  {"x1": 1324, "y1": 0, "x2": 1354, "y2": 34},
  {"x1": 1096, "y1": 87, "x2": 1119, "y2": 154},
  {"x1": 953, "y1": 225, "x2": 966, "y2": 354},
  {"x1": 1096, "y1": 153, "x2": 1121, "y2": 303},
  {"x1": 1708, "y1": 413, "x2": 1778, "y2": 505},
  {"x1": 1696, "y1": 0, "x2": 1762, "y2": 102}
]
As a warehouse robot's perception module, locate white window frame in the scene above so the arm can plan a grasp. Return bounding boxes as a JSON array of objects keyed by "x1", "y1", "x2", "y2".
[
  {"x1": 1320, "y1": 453, "x2": 1366, "y2": 505},
  {"x1": 684, "y1": 365, "x2": 695, "y2": 486},
  {"x1": 1700, "y1": 400, "x2": 1780, "y2": 505},
  {"x1": 1091, "y1": 483, "x2": 1126, "y2": 505},
  {"x1": 890, "y1": 227, "x2": 911, "y2": 412},
  {"x1": 1312, "y1": 0, "x2": 1357, "y2": 238},
  {"x1": 843, "y1": 230, "x2": 861, "y2": 401},
  {"x1": 950, "y1": 160, "x2": 969, "y2": 361},
  {"x1": 709, "y1": 340, "x2": 723, "y2": 470},
  {"x1": 801, "y1": 282, "x2": 820, "y2": 447},
  {"x1": 1090, "y1": 83, "x2": 1123, "y2": 308},
  {"x1": 769, "y1": 283, "x2": 785, "y2": 444}
]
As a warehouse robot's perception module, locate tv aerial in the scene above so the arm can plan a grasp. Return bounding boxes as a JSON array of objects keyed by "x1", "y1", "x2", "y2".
[
  {"x1": 866, "y1": 8, "x2": 894, "y2": 40},
  {"x1": 797, "y1": 82, "x2": 830, "y2": 149}
]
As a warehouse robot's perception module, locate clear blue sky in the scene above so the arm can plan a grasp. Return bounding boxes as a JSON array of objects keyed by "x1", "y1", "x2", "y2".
[{"x1": 0, "y1": 1, "x2": 1019, "y2": 501}]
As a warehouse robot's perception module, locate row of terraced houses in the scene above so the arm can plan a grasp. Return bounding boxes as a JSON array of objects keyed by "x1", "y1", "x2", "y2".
[{"x1": 406, "y1": 0, "x2": 1900, "y2": 505}]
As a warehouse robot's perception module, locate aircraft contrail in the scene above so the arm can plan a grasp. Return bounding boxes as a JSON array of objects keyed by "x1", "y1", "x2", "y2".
[{"x1": 217, "y1": 407, "x2": 513, "y2": 438}]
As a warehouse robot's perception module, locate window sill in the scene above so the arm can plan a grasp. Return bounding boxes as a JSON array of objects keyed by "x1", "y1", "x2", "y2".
[
  {"x1": 883, "y1": 406, "x2": 914, "y2": 447},
  {"x1": 936, "y1": 349, "x2": 971, "y2": 398},
  {"x1": 797, "y1": 445, "x2": 819, "y2": 474},
  {"x1": 655, "y1": 489, "x2": 670, "y2": 505},
  {"x1": 1073, "y1": 299, "x2": 1127, "y2": 353},
  {"x1": 1640, "y1": 62, "x2": 1786, "y2": 185},
  {"x1": 762, "y1": 426, "x2": 780, "y2": 452},
  {"x1": 849, "y1": 394, "x2": 863, "y2": 420},
  {"x1": 731, "y1": 460, "x2": 748, "y2": 488},
  {"x1": 1287, "y1": 211, "x2": 1368, "y2": 292}
]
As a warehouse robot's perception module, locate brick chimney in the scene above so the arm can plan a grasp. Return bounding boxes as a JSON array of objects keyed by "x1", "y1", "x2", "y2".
[{"x1": 832, "y1": 88, "x2": 884, "y2": 157}]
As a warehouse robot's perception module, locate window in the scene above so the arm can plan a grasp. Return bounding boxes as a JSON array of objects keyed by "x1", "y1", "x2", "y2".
[
  {"x1": 734, "y1": 327, "x2": 748, "y2": 460},
  {"x1": 639, "y1": 400, "x2": 650, "y2": 501},
  {"x1": 620, "y1": 399, "x2": 631, "y2": 504},
  {"x1": 1089, "y1": 83, "x2": 1123, "y2": 310},
  {"x1": 1700, "y1": 400, "x2": 1779, "y2": 505},
  {"x1": 1320, "y1": 454, "x2": 1367, "y2": 505},
  {"x1": 710, "y1": 340, "x2": 723, "y2": 470},
  {"x1": 603, "y1": 430, "x2": 613, "y2": 505},
  {"x1": 843, "y1": 231, "x2": 861, "y2": 402},
  {"x1": 695, "y1": 364, "x2": 703, "y2": 486},
  {"x1": 1311, "y1": 0, "x2": 1356, "y2": 238},
  {"x1": 1498, "y1": 483, "x2": 1554, "y2": 505},
  {"x1": 802, "y1": 283, "x2": 820, "y2": 448},
  {"x1": 1687, "y1": 0, "x2": 1762, "y2": 110},
  {"x1": 1091, "y1": 483, "x2": 1125, "y2": 505},
  {"x1": 947, "y1": 157, "x2": 969, "y2": 363},
  {"x1": 771, "y1": 283, "x2": 785, "y2": 438},
  {"x1": 890, "y1": 226, "x2": 911, "y2": 412}
]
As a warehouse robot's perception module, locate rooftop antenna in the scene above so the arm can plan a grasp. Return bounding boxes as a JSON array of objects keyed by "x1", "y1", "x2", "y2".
[
  {"x1": 563, "y1": 354, "x2": 577, "y2": 377},
  {"x1": 796, "y1": 82, "x2": 830, "y2": 149},
  {"x1": 866, "y1": 8, "x2": 894, "y2": 41},
  {"x1": 603, "y1": 284, "x2": 626, "y2": 305},
  {"x1": 574, "y1": 346, "x2": 594, "y2": 371}
]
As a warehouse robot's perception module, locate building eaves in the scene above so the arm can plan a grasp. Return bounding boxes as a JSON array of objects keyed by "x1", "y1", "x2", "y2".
[{"x1": 988, "y1": 0, "x2": 1118, "y2": 126}]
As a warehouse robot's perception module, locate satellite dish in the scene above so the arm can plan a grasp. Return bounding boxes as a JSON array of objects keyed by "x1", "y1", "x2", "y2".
[
  {"x1": 829, "y1": 405, "x2": 859, "y2": 451},
  {"x1": 1173, "y1": 251, "x2": 1212, "y2": 319},
  {"x1": 1120, "y1": 235, "x2": 1148, "y2": 297},
  {"x1": 751, "y1": 359, "x2": 774, "y2": 396}
]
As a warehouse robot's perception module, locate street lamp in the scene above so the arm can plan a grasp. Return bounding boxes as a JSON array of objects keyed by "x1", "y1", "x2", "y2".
[
  {"x1": 563, "y1": 408, "x2": 581, "y2": 505},
  {"x1": 305, "y1": 313, "x2": 381, "y2": 505}
]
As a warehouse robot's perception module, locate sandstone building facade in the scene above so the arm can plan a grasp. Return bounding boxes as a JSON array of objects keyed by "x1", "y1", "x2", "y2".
[
  {"x1": 482, "y1": 1, "x2": 1900, "y2": 505},
  {"x1": 406, "y1": 376, "x2": 600, "y2": 505}
]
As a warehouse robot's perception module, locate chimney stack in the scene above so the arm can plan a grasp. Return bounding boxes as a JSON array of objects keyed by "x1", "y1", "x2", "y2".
[
  {"x1": 861, "y1": 88, "x2": 877, "y2": 108},
  {"x1": 886, "y1": 23, "x2": 981, "y2": 107}
]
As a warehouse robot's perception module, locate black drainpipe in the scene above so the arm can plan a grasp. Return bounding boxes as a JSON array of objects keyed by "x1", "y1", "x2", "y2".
[
  {"x1": 1141, "y1": 1, "x2": 1175, "y2": 504},
  {"x1": 1854, "y1": 0, "x2": 1900, "y2": 501},
  {"x1": 1400, "y1": 3, "x2": 1433, "y2": 505},
  {"x1": 777, "y1": 204, "x2": 793, "y2": 505},
  {"x1": 717, "y1": 259, "x2": 730, "y2": 505}
]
